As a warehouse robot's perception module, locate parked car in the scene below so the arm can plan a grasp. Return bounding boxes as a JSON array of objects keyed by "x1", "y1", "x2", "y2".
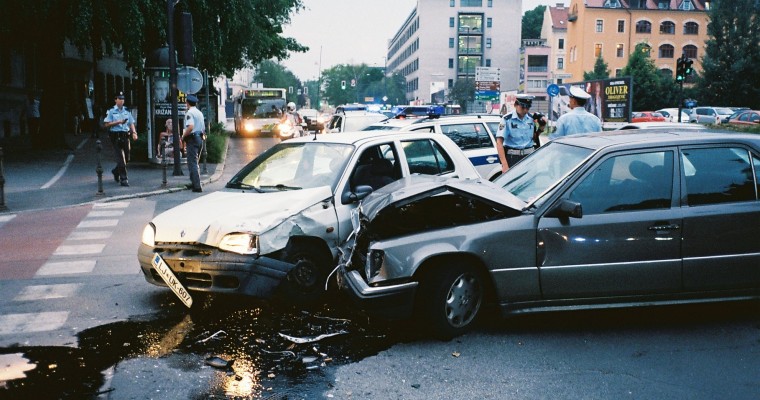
[
  {"x1": 364, "y1": 114, "x2": 505, "y2": 180},
  {"x1": 297, "y1": 108, "x2": 324, "y2": 133},
  {"x1": 727, "y1": 110, "x2": 760, "y2": 126},
  {"x1": 325, "y1": 111, "x2": 388, "y2": 133},
  {"x1": 138, "y1": 131, "x2": 480, "y2": 306},
  {"x1": 631, "y1": 111, "x2": 666, "y2": 123},
  {"x1": 656, "y1": 108, "x2": 691, "y2": 123},
  {"x1": 616, "y1": 122, "x2": 707, "y2": 130},
  {"x1": 690, "y1": 106, "x2": 734, "y2": 124},
  {"x1": 338, "y1": 130, "x2": 760, "y2": 338}
]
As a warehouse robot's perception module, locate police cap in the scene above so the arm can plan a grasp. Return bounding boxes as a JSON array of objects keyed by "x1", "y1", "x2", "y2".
[
  {"x1": 515, "y1": 94, "x2": 534, "y2": 108},
  {"x1": 115, "y1": 91, "x2": 125, "y2": 99},
  {"x1": 186, "y1": 94, "x2": 198, "y2": 104},
  {"x1": 569, "y1": 86, "x2": 591, "y2": 100}
]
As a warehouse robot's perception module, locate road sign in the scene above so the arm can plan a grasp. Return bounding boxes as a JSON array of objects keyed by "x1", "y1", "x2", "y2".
[
  {"x1": 475, "y1": 90, "x2": 500, "y2": 101},
  {"x1": 547, "y1": 84, "x2": 560, "y2": 97},
  {"x1": 475, "y1": 81, "x2": 500, "y2": 91},
  {"x1": 176, "y1": 67, "x2": 203, "y2": 94},
  {"x1": 475, "y1": 67, "x2": 501, "y2": 82}
]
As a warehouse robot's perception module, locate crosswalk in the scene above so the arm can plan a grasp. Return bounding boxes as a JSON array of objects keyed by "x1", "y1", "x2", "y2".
[{"x1": 0, "y1": 201, "x2": 133, "y2": 340}]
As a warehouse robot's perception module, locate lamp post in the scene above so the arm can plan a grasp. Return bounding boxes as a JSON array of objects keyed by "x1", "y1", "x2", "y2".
[{"x1": 461, "y1": 25, "x2": 472, "y2": 111}]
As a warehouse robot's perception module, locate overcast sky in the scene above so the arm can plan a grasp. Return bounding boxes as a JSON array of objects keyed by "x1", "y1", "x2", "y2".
[{"x1": 281, "y1": 0, "x2": 559, "y2": 81}]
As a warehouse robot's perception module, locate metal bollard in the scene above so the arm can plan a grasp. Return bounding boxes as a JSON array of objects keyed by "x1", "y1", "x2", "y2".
[
  {"x1": 95, "y1": 140, "x2": 104, "y2": 196},
  {"x1": 201, "y1": 136, "x2": 208, "y2": 174},
  {"x1": 161, "y1": 138, "x2": 167, "y2": 188},
  {"x1": 0, "y1": 147, "x2": 7, "y2": 211}
]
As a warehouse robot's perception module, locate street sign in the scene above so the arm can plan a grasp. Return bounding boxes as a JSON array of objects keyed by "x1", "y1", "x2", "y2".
[
  {"x1": 547, "y1": 84, "x2": 560, "y2": 97},
  {"x1": 176, "y1": 67, "x2": 203, "y2": 94},
  {"x1": 475, "y1": 67, "x2": 501, "y2": 81},
  {"x1": 475, "y1": 90, "x2": 500, "y2": 101},
  {"x1": 475, "y1": 81, "x2": 500, "y2": 91}
]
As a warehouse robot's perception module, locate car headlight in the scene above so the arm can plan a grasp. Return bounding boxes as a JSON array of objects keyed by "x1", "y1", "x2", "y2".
[
  {"x1": 244, "y1": 121, "x2": 255, "y2": 132},
  {"x1": 141, "y1": 223, "x2": 155, "y2": 247},
  {"x1": 366, "y1": 249, "x2": 385, "y2": 283},
  {"x1": 219, "y1": 233, "x2": 259, "y2": 255}
]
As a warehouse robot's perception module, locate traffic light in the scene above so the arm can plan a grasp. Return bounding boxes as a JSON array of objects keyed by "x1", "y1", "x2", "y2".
[
  {"x1": 684, "y1": 58, "x2": 694, "y2": 76},
  {"x1": 176, "y1": 12, "x2": 194, "y2": 65},
  {"x1": 675, "y1": 57, "x2": 685, "y2": 82}
]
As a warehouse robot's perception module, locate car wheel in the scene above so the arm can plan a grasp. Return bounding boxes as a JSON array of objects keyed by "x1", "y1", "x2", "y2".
[
  {"x1": 277, "y1": 243, "x2": 331, "y2": 307},
  {"x1": 416, "y1": 264, "x2": 484, "y2": 339}
]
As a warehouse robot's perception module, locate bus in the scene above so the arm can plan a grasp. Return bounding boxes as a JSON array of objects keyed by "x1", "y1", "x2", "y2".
[{"x1": 232, "y1": 88, "x2": 287, "y2": 136}]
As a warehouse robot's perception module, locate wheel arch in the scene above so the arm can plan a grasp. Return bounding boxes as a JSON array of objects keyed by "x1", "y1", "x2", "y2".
[{"x1": 413, "y1": 252, "x2": 497, "y2": 304}]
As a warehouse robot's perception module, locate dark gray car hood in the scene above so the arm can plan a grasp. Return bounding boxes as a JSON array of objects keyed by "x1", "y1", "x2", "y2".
[{"x1": 359, "y1": 175, "x2": 527, "y2": 219}]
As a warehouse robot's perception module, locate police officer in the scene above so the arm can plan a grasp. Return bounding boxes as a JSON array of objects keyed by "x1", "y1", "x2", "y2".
[
  {"x1": 103, "y1": 92, "x2": 137, "y2": 186},
  {"x1": 182, "y1": 94, "x2": 205, "y2": 193},
  {"x1": 496, "y1": 94, "x2": 537, "y2": 172},
  {"x1": 549, "y1": 86, "x2": 602, "y2": 140}
]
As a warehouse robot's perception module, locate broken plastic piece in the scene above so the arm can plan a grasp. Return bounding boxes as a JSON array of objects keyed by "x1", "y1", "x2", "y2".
[
  {"x1": 278, "y1": 330, "x2": 347, "y2": 344},
  {"x1": 197, "y1": 330, "x2": 227, "y2": 344}
]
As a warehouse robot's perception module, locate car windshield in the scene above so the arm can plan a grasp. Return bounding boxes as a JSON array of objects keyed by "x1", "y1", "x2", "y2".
[
  {"x1": 226, "y1": 142, "x2": 354, "y2": 192},
  {"x1": 493, "y1": 141, "x2": 594, "y2": 206},
  {"x1": 363, "y1": 125, "x2": 402, "y2": 131},
  {"x1": 716, "y1": 108, "x2": 734, "y2": 115}
]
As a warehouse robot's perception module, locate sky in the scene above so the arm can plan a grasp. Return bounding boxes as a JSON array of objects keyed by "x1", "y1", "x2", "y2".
[{"x1": 281, "y1": 0, "x2": 559, "y2": 81}]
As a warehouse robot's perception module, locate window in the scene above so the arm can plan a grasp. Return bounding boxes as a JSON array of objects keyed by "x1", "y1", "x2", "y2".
[
  {"x1": 450, "y1": 0, "x2": 455, "y2": 6},
  {"x1": 448, "y1": 79, "x2": 454, "y2": 88},
  {"x1": 557, "y1": 57, "x2": 564, "y2": 69},
  {"x1": 683, "y1": 45, "x2": 697, "y2": 59},
  {"x1": 558, "y1": 38, "x2": 564, "y2": 49},
  {"x1": 401, "y1": 139, "x2": 455, "y2": 175},
  {"x1": 595, "y1": 43, "x2": 603, "y2": 58},
  {"x1": 461, "y1": 0, "x2": 483, "y2": 6},
  {"x1": 449, "y1": 58, "x2": 454, "y2": 68},
  {"x1": 449, "y1": 38, "x2": 455, "y2": 48},
  {"x1": 660, "y1": 21, "x2": 675, "y2": 34},
  {"x1": 487, "y1": 17, "x2": 492, "y2": 28},
  {"x1": 684, "y1": 22, "x2": 699, "y2": 35},
  {"x1": 486, "y1": 38, "x2": 492, "y2": 48},
  {"x1": 659, "y1": 44, "x2": 674, "y2": 58},
  {"x1": 434, "y1": 123, "x2": 493, "y2": 150},
  {"x1": 604, "y1": 0, "x2": 621, "y2": 7},
  {"x1": 679, "y1": 0, "x2": 694, "y2": 10},
  {"x1": 616, "y1": 44, "x2": 624, "y2": 57},
  {"x1": 568, "y1": 151, "x2": 674, "y2": 214},
  {"x1": 450, "y1": 17, "x2": 455, "y2": 27},
  {"x1": 636, "y1": 21, "x2": 652, "y2": 33},
  {"x1": 682, "y1": 147, "x2": 757, "y2": 206},
  {"x1": 486, "y1": 59, "x2": 491, "y2": 67},
  {"x1": 596, "y1": 20, "x2": 604, "y2": 32},
  {"x1": 488, "y1": 0, "x2": 492, "y2": 6},
  {"x1": 658, "y1": 0, "x2": 670, "y2": 9},
  {"x1": 615, "y1": 68, "x2": 622, "y2": 76},
  {"x1": 631, "y1": 0, "x2": 646, "y2": 8},
  {"x1": 618, "y1": 20, "x2": 625, "y2": 33}
]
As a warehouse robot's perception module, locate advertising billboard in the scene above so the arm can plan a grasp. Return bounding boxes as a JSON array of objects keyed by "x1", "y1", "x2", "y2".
[{"x1": 552, "y1": 77, "x2": 632, "y2": 126}]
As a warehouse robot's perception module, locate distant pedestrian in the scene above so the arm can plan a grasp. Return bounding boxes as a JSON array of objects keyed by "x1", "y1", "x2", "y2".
[
  {"x1": 104, "y1": 92, "x2": 137, "y2": 187},
  {"x1": 495, "y1": 94, "x2": 537, "y2": 173},
  {"x1": 182, "y1": 94, "x2": 205, "y2": 193},
  {"x1": 157, "y1": 119, "x2": 184, "y2": 159},
  {"x1": 24, "y1": 94, "x2": 41, "y2": 136},
  {"x1": 549, "y1": 86, "x2": 602, "y2": 140}
]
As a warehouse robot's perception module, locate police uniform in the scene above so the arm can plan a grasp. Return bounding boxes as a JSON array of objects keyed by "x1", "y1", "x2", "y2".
[
  {"x1": 496, "y1": 95, "x2": 536, "y2": 167},
  {"x1": 104, "y1": 92, "x2": 136, "y2": 186},
  {"x1": 549, "y1": 86, "x2": 602, "y2": 140},
  {"x1": 183, "y1": 94, "x2": 205, "y2": 192}
]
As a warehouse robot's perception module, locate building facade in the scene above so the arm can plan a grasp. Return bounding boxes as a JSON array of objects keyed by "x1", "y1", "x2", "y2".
[
  {"x1": 542, "y1": 3, "x2": 571, "y2": 84},
  {"x1": 565, "y1": 0, "x2": 710, "y2": 82},
  {"x1": 386, "y1": 0, "x2": 522, "y2": 109}
]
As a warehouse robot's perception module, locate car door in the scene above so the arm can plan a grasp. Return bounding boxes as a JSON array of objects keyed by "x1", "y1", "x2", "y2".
[
  {"x1": 430, "y1": 122, "x2": 499, "y2": 178},
  {"x1": 679, "y1": 146, "x2": 760, "y2": 290},
  {"x1": 536, "y1": 149, "x2": 683, "y2": 299}
]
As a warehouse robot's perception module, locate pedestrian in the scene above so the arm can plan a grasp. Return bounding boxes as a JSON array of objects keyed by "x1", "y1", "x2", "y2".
[
  {"x1": 549, "y1": 86, "x2": 602, "y2": 140},
  {"x1": 103, "y1": 92, "x2": 137, "y2": 187},
  {"x1": 495, "y1": 94, "x2": 537, "y2": 173},
  {"x1": 182, "y1": 94, "x2": 205, "y2": 193},
  {"x1": 24, "y1": 94, "x2": 41, "y2": 136},
  {"x1": 271, "y1": 104, "x2": 282, "y2": 118}
]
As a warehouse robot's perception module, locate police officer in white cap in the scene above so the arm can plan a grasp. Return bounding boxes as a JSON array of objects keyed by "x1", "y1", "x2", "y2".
[
  {"x1": 549, "y1": 86, "x2": 602, "y2": 140},
  {"x1": 496, "y1": 94, "x2": 537, "y2": 172},
  {"x1": 182, "y1": 94, "x2": 205, "y2": 192}
]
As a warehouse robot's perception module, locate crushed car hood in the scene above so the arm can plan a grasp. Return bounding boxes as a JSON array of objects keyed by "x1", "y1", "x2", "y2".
[
  {"x1": 151, "y1": 187, "x2": 333, "y2": 244},
  {"x1": 360, "y1": 175, "x2": 526, "y2": 219}
]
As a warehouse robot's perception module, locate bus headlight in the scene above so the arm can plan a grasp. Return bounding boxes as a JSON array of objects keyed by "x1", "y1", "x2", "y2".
[
  {"x1": 244, "y1": 121, "x2": 255, "y2": 132},
  {"x1": 219, "y1": 233, "x2": 259, "y2": 255}
]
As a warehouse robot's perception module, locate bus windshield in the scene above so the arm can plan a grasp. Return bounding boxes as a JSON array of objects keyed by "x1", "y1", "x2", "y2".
[{"x1": 241, "y1": 98, "x2": 286, "y2": 119}]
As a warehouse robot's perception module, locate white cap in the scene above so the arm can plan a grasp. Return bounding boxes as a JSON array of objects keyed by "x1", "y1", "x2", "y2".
[{"x1": 569, "y1": 86, "x2": 591, "y2": 100}]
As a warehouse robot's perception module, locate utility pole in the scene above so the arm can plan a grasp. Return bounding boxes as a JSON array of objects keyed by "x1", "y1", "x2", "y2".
[{"x1": 168, "y1": 0, "x2": 183, "y2": 175}]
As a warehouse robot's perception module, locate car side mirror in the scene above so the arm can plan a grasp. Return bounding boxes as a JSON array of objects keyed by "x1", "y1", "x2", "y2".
[
  {"x1": 546, "y1": 199, "x2": 583, "y2": 219},
  {"x1": 341, "y1": 185, "x2": 373, "y2": 204}
]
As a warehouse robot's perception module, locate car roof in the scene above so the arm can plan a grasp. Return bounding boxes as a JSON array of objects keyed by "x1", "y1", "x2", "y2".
[
  {"x1": 283, "y1": 130, "x2": 443, "y2": 145},
  {"x1": 617, "y1": 122, "x2": 706, "y2": 130},
  {"x1": 552, "y1": 129, "x2": 755, "y2": 152},
  {"x1": 364, "y1": 113, "x2": 502, "y2": 130}
]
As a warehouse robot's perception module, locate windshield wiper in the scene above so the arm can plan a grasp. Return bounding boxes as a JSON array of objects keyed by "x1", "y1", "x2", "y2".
[{"x1": 259, "y1": 184, "x2": 302, "y2": 191}]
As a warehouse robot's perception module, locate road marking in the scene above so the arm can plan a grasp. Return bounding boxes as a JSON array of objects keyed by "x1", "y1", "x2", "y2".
[
  {"x1": 0, "y1": 214, "x2": 16, "y2": 223},
  {"x1": 40, "y1": 154, "x2": 75, "y2": 190},
  {"x1": 94, "y1": 201, "x2": 130, "y2": 209},
  {"x1": 77, "y1": 219, "x2": 119, "y2": 228},
  {"x1": 36, "y1": 260, "x2": 96, "y2": 276},
  {"x1": 87, "y1": 210, "x2": 125, "y2": 218},
  {"x1": 0, "y1": 311, "x2": 69, "y2": 335},
  {"x1": 54, "y1": 244, "x2": 105, "y2": 256},
  {"x1": 67, "y1": 230, "x2": 112, "y2": 241},
  {"x1": 14, "y1": 283, "x2": 81, "y2": 301}
]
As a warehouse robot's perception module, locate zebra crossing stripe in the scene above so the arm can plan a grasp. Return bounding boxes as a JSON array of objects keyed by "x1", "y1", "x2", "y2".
[
  {"x1": 54, "y1": 244, "x2": 105, "y2": 256},
  {"x1": 0, "y1": 311, "x2": 69, "y2": 335},
  {"x1": 87, "y1": 210, "x2": 125, "y2": 218},
  {"x1": 14, "y1": 284, "x2": 81, "y2": 301},
  {"x1": 67, "y1": 230, "x2": 112, "y2": 241},
  {"x1": 36, "y1": 260, "x2": 96, "y2": 276},
  {"x1": 77, "y1": 219, "x2": 119, "y2": 229}
]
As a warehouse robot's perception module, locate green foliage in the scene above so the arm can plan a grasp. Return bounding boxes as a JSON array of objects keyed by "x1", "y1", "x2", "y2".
[
  {"x1": 253, "y1": 60, "x2": 304, "y2": 105},
  {"x1": 696, "y1": 0, "x2": 760, "y2": 109},
  {"x1": 583, "y1": 56, "x2": 610, "y2": 81},
  {"x1": 320, "y1": 64, "x2": 405, "y2": 107},
  {"x1": 131, "y1": 122, "x2": 227, "y2": 163},
  {"x1": 447, "y1": 78, "x2": 474, "y2": 113},
  {"x1": 622, "y1": 43, "x2": 672, "y2": 111},
  {"x1": 521, "y1": 6, "x2": 546, "y2": 40}
]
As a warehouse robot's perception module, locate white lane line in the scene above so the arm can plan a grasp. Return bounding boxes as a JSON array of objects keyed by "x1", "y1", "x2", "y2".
[
  {"x1": 36, "y1": 260, "x2": 96, "y2": 276},
  {"x1": 41, "y1": 154, "x2": 75, "y2": 190},
  {"x1": 14, "y1": 283, "x2": 81, "y2": 301},
  {"x1": 54, "y1": 244, "x2": 105, "y2": 256},
  {"x1": 67, "y1": 230, "x2": 113, "y2": 241},
  {"x1": 0, "y1": 311, "x2": 69, "y2": 335},
  {"x1": 87, "y1": 210, "x2": 125, "y2": 218},
  {"x1": 77, "y1": 219, "x2": 119, "y2": 229}
]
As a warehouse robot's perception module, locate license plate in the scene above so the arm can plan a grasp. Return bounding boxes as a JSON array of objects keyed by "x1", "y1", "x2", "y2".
[{"x1": 151, "y1": 253, "x2": 193, "y2": 308}]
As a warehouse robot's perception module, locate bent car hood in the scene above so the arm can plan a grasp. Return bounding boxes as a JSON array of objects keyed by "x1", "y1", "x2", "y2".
[
  {"x1": 360, "y1": 175, "x2": 526, "y2": 219},
  {"x1": 151, "y1": 187, "x2": 333, "y2": 244}
]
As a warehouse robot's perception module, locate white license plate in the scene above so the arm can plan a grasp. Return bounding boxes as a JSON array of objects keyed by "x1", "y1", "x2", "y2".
[{"x1": 151, "y1": 253, "x2": 193, "y2": 308}]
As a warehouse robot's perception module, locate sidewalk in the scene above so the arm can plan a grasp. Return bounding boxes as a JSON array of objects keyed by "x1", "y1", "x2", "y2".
[{"x1": 0, "y1": 132, "x2": 225, "y2": 214}]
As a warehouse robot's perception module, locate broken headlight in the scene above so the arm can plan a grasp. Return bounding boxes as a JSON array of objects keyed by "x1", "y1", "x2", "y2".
[
  {"x1": 365, "y1": 249, "x2": 385, "y2": 283},
  {"x1": 219, "y1": 233, "x2": 259, "y2": 255}
]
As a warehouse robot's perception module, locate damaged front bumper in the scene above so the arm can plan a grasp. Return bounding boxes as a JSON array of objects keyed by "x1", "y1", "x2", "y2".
[
  {"x1": 336, "y1": 264, "x2": 418, "y2": 319},
  {"x1": 138, "y1": 242, "x2": 294, "y2": 298}
]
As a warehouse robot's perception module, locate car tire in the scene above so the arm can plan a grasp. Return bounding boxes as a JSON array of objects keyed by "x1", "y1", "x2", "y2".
[
  {"x1": 416, "y1": 264, "x2": 484, "y2": 339},
  {"x1": 276, "y1": 242, "x2": 331, "y2": 307}
]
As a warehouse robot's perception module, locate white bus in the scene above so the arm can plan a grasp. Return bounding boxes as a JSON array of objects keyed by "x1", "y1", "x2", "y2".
[{"x1": 232, "y1": 88, "x2": 287, "y2": 136}]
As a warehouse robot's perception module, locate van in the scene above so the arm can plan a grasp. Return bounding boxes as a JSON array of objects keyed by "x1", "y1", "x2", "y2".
[{"x1": 326, "y1": 111, "x2": 388, "y2": 133}]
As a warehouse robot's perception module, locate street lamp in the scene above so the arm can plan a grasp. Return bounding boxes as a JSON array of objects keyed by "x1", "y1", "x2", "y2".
[{"x1": 461, "y1": 25, "x2": 473, "y2": 110}]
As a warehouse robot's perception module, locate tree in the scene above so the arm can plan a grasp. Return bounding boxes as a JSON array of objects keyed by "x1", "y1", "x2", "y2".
[
  {"x1": 621, "y1": 43, "x2": 670, "y2": 111},
  {"x1": 583, "y1": 56, "x2": 610, "y2": 81},
  {"x1": 521, "y1": 6, "x2": 546, "y2": 40},
  {"x1": 253, "y1": 60, "x2": 302, "y2": 105},
  {"x1": 448, "y1": 78, "x2": 474, "y2": 113},
  {"x1": 697, "y1": 0, "x2": 760, "y2": 109},
  {"x1": 0, "y1": 0, "x2": 307, "y2": 148}
]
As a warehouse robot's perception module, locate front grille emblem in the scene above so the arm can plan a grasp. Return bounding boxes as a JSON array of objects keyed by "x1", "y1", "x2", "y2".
[{"x1": 181, "y1": 229, "x2": 186, "y2": 238}]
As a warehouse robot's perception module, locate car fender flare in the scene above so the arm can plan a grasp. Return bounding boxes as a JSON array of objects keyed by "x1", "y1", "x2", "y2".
[{"x1": 411, "y1": 252, "x2": 497, "y2": 303}]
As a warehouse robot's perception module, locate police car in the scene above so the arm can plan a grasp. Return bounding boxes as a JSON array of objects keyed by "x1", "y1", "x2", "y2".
[{"x1": 363, "y1": 113, "x2": 504, "y2": 180}]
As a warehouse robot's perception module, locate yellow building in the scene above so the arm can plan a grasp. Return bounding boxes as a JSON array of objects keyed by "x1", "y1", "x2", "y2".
[{"x1": 565, "y1": 0, "x2": 711, "y2": 82}]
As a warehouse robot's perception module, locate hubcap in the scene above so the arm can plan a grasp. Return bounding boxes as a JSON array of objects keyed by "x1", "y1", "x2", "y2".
[{"x1": 445, "y1": 273, "x2": 482, "y2": 328}]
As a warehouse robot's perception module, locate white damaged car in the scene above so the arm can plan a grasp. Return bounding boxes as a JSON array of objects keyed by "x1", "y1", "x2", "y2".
[{"x1": 138, "y1": 131, "x2": 479, "y2": 305}]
